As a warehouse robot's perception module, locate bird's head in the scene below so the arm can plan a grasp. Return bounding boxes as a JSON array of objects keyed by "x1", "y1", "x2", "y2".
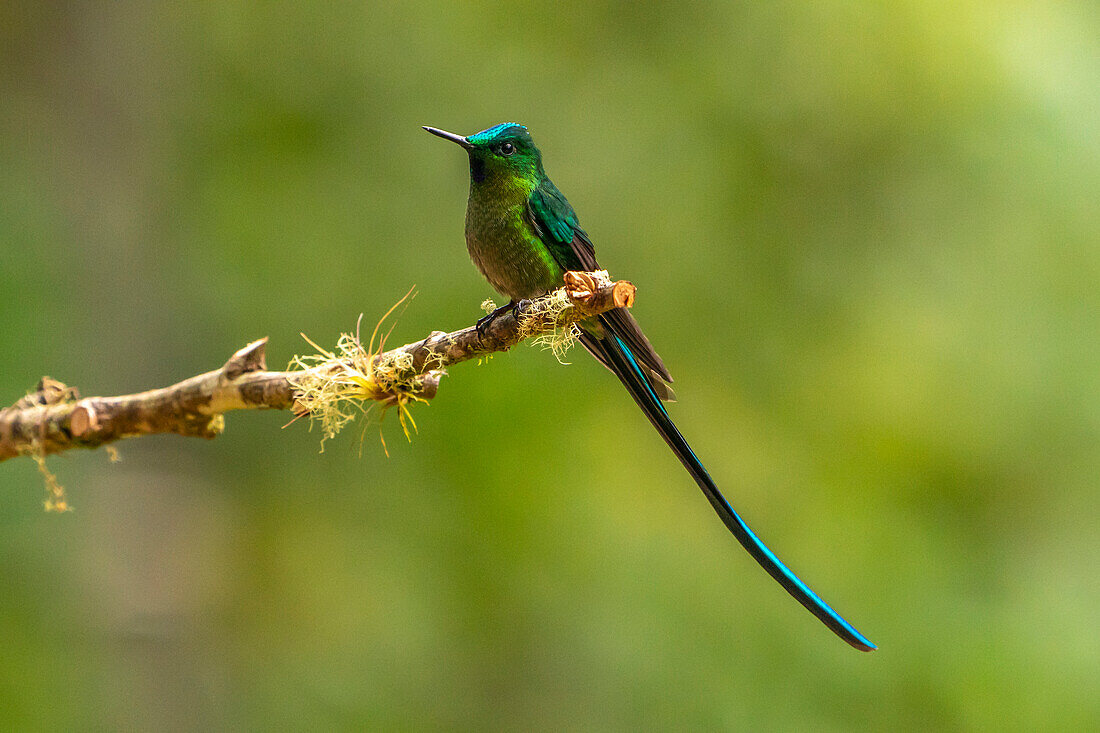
[{"x1": 424, "y1": 123, "x2": 543, "y2": 184}]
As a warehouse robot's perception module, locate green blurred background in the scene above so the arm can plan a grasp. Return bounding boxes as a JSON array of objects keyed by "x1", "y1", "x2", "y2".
[{"x1": 2, "y1": 2, "x2": 1097, "y2": 730}]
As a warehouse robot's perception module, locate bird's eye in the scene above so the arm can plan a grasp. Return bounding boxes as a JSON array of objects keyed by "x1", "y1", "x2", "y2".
[{"x1": 499, "y1": 142, "x2": 515, "y2": 156}]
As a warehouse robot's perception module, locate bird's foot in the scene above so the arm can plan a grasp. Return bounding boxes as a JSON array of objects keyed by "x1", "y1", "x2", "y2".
[
  {"x1": 510, "y1": 299, "x2": 532, "y2": 319},
  {"x1": 476, "y1": 301, "x2": 515, "y2": 344},
  {"x1": 475, "y1": 299, "x2": 534, "y2": 345}
]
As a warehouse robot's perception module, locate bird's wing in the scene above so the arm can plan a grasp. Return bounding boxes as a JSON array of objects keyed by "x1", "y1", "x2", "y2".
[
  {"x1": 528, "y1": 181, "x2": 673, "y2": 383},
  {"x1": 527, "y1": 180, "x2": 596, "y2": 269}
]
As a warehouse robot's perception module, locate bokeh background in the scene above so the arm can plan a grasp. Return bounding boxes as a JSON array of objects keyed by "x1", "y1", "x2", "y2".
[{"x1": 2, "y1": 2, "x2": 1097, "y2": 730}]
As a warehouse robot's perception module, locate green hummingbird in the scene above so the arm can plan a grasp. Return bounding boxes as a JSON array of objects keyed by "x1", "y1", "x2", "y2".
[{"x1": 425, "y1": 123, "x2": 875, "y2": 652}]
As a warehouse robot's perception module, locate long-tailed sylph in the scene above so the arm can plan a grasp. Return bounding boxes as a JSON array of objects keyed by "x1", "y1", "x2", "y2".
[{"x1": 425, "y1": 123, "x2": 875, "y2": 651}]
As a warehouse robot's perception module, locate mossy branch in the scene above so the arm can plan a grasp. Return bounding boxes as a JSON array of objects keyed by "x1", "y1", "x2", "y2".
[{"x1": 0, "y1": 271, "x2": 635, "y2": 470}]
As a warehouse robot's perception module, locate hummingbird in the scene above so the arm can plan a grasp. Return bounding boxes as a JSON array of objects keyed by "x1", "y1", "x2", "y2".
[{"x1": 425, "y1": 123, "x2": 875, "y2": 652}]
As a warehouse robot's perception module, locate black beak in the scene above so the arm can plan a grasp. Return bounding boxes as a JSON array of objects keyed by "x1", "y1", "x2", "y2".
[{"x1": 423, "y1": 126, "x2": 473, "y2": 149}]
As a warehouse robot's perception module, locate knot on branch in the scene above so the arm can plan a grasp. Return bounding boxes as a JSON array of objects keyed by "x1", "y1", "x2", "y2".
[{"x1": 69, "y1": 401, "x2": 99, "y2": 437}]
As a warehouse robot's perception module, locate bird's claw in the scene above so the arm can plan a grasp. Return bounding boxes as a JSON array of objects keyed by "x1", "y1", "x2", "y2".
[
  {"x1": 510, "y1": 299, "x2": 532, "y2": 319},
  {"x1": 476, "y1": 301, "x2": 515, "y2": 344},
  {"x1": 474, "y1": 299, "x2": 535, "y2": 345},
  {"x1": 475, "y1": 299, "x2": 535, "y2": 345},
  {"x1": 474, "y1": 311, "x2": 496, "y2": 337}
]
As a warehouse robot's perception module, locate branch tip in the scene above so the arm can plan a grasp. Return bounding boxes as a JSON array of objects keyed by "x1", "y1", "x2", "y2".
[
  {"x1": 612, "y1": 281, "x2": 636, "y2": 309},
  {"x1": 8, "y1": 377, "x2": 79, "y2": 410},
  {"x1": 223, "y1": 338, "x2": 269, "y2": 379}
]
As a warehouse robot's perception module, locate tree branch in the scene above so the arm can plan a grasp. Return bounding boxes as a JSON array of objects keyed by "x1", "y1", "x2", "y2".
[{"x1": 0, "y1": 271, "x2": 636, "y2": 463}]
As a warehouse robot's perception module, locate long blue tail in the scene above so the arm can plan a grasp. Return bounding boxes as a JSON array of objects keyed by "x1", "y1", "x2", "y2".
[{"x1": 583, "y1": 326, "x2": 875, "y2": 651}]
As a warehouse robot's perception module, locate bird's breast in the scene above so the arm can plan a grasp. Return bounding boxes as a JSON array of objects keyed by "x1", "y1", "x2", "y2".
[{"x1": 465, "y1": 195, "x2": 564, "y2": 302}]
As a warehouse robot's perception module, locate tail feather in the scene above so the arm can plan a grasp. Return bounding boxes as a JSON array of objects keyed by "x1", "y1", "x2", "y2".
[{"x1": 583, "y1": 324, "x2": 875, "y2": 652}]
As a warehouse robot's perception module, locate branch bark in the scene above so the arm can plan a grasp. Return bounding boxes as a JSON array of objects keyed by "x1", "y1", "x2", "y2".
[{"x1": 0, "y1": 271, "x2": 635, "y2": 463}]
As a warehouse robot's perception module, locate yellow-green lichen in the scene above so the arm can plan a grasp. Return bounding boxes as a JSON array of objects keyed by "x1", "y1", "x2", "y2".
[
  {"x1": 515, "y1": 287, "x2": 581, "y2": 364},
  {"x1": 22, "y1": 442, "x2": 71, "y2": 513},
  {"x1": 287, "y1": 290, "x2": 441, "y2": 454}
]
